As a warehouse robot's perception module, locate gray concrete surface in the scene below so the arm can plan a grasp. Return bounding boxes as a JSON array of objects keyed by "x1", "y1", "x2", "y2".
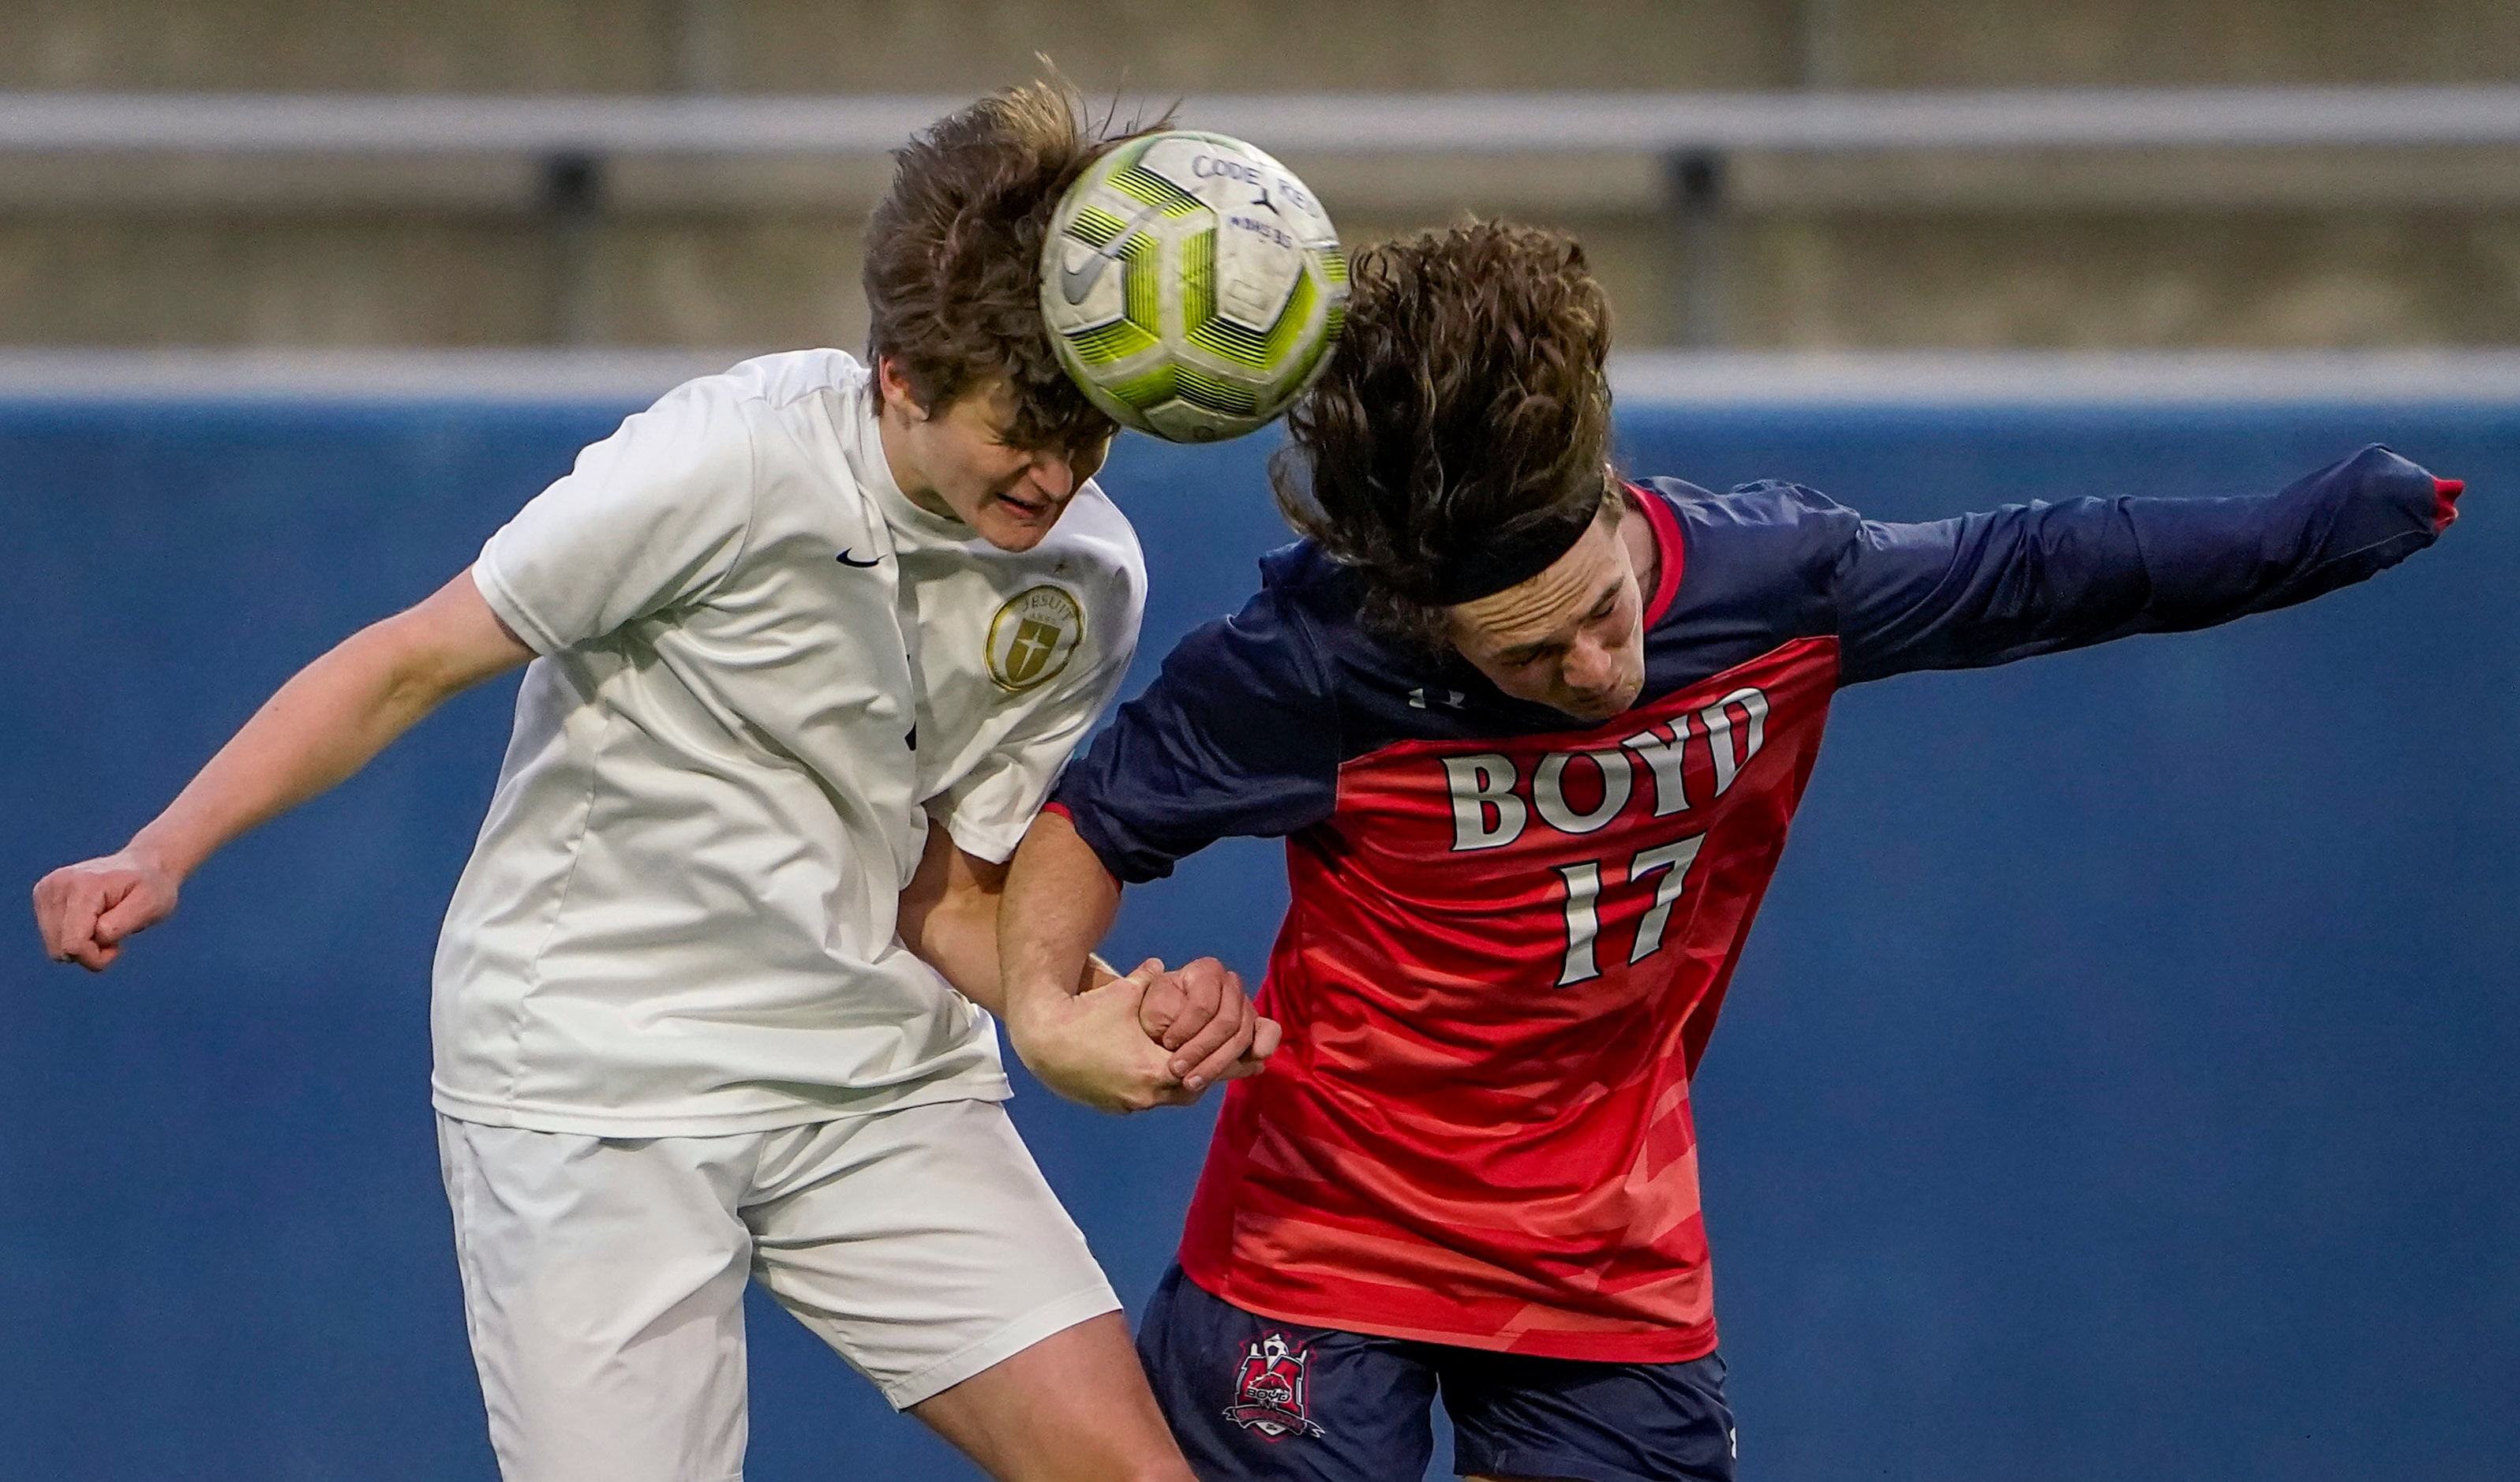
[{"x1": 0, "y1": 0, "x2": 2514, "y2": 349}]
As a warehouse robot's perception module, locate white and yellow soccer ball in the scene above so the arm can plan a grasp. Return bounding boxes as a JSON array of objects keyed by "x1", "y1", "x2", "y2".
[{"x1": 1039, "y1": 130, "x2": 1347, "y2": 443}]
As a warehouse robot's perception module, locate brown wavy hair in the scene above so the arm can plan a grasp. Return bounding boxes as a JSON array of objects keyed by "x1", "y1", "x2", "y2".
[
  {"x1": 863, "y1": 80, "x2": 1167, "y2": 451},
  {"x1": 1271, "y1": 220, "x2": 1616, "y2": 648}
]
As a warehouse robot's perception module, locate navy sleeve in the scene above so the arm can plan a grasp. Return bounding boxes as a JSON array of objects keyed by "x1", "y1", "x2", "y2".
[
  {"x1": 1049, "y1": 580, "x2": 1342, "y2": 885},
  {"x1": 1833, "y1": 444, "x2": 2456, "y2": 686}
]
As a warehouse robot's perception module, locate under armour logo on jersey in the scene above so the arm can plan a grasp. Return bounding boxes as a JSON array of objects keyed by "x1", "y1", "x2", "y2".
[
  {"x1": 1408, "y1": 687, "x2": 1466, "y2": 710},
  {"x1": 835, "y1": 549, "x2": 881, "y2": 568}
]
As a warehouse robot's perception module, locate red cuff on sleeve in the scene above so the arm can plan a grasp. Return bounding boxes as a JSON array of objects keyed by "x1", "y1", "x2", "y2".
[
  {"x1": 2434, "y1": 477, "x2": 2465, "y2": 532},
  {"x1": 1042, "y1": 801, "x2": 1073, "y2": 823}
]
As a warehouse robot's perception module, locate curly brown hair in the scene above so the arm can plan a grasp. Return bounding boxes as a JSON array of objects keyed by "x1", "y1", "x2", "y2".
[
  {"x1": 1270, "y1": 220, "x2": 1616, "y2": 649},
  {"x1": 863, "y1": 81, "x2": 1166, "y2": 451}
]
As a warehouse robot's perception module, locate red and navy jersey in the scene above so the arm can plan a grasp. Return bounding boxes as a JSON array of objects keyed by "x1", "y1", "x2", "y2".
[{"x1": 1052, "y1": 446, "x2": 2459, "y2": 1363}]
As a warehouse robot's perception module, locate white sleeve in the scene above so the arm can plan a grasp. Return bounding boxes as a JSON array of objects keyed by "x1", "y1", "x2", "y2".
[
  {"x1": 936, "y1": 566, "x2": 1147, "y2": 866},
  {"x1": 471, "y1": 379, "x2": 759, "y2": 653}
]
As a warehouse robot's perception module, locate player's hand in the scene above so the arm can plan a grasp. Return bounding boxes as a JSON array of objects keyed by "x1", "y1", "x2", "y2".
[
  {"x1": 1012, "y1": 959, "x2": 1197, "y2": 1115},
  {"x1": 1137, "y1": 956, "x2": 1281, "y2": 1095},
  {"x1": 32, "y1": 848, "x2": 179, "y2": 972}
]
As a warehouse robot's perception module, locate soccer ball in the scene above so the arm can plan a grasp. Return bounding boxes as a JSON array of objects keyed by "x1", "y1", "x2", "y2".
[{"x1": 1039, "y1": 130, "x2": 1347, "y2": 443}]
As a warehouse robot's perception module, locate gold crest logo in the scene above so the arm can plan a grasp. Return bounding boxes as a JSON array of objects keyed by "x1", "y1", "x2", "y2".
[{"x1": 985, "y1": 585, "x2": 1086, "y2": 693}]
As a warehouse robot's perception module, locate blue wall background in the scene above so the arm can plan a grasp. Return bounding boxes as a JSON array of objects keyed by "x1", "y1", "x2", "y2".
[{"x1": 2, "y1": 391, "x2": 2512, "y2": 1480}]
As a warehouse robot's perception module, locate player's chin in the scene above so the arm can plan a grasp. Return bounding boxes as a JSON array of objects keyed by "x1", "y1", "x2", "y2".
[{"x1": 1556, "y1": 683, "x2": 1644, "y2": 724}]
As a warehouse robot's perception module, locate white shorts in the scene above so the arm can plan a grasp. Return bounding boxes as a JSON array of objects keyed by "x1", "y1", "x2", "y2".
[{"x1": 436, "y1": 1098, "x2": 1120, "y2": 1482}]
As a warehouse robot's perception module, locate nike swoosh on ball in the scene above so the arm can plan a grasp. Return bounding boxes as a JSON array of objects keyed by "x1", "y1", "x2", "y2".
[{"x1": 1058, "y1": 202, "x2": 1164, "y2": 305}]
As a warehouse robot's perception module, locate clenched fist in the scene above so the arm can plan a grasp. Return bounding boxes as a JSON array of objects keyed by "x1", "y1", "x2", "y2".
[
  {"x1": 32, "y1": 849, "x2": 178, "y2": 971},
  {"x1": 1136, "y1": 956, "x2": 1282, "y2": 1092}
]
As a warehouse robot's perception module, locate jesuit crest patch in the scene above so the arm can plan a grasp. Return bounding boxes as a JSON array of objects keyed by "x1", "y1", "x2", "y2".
[
  {"x1": 1223, "y1": 1332, "x2": 1325, "y2": 1440},
  {"x1": 984, "y1": 585, "x2": 1085, "y2": 693}
]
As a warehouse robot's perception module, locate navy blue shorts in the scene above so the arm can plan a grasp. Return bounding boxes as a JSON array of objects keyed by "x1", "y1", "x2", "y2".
[{"x1": 1136, "y1": 1264, "x2": 1736, "y2": 1482}]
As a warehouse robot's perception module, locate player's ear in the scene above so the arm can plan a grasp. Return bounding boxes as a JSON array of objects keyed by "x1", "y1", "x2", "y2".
[{"x1": 876, "y1": 356, "x2": 930, "y2": 422}]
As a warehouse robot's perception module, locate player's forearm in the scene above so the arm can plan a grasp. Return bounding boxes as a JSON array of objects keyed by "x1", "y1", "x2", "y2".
[
  {"x1": 130, "y1": 605, "x2": 507, "y2": 880},
  {"x1": 911, "y1": 900, "x2": 1118, "y2": 1017},
  {"x1": 901, "y1": 826, "x2": 1117, "y2": 1017},
  {"x1": 1842, "y1": 446, "x2": 2458, "y2": 683},
  {"x1": 998, "y1": 810, "x2": 1124, "y2": 1032},
  {"x1": 904, "y1": 876, "x2": 1010, "y2": 1014},
  {"x1": 2112, "y1": 447, "x2": 2458, "y2": 627}
]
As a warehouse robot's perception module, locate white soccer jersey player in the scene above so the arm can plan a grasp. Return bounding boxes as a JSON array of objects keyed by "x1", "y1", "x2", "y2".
[{"x1": 430, "y1": 350, "x2": 1147, "y2": 1475}]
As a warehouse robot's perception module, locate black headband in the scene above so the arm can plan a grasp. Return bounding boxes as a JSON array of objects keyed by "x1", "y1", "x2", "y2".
[{"x1": 1421, "y1": 479, "x2": 1608, "y2": 606}]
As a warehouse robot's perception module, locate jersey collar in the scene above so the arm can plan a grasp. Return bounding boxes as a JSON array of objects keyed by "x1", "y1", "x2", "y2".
[
  {"x1": 848, "y1": 392, "x2": 975, "y2": 550},
  {"x1": 1631, "y1": 481, "x2": 1687, "y2": 627}
]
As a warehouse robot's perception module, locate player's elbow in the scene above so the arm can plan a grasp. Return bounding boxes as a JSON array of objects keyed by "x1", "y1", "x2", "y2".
[
  {"x1": 1013, "y1": 806, "x2": 1121, "y2": 891},
  {"x1": 364, "y1": 577, "x2": 534, "y2": 715},
  {"x1": 354, "y1": 621, "x2": 482, "y2": 724}
]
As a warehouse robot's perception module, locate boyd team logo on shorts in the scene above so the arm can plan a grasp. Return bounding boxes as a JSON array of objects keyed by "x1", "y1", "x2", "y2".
[
  {"x1": 985, "y1": 585, "x2": 1085, "y2": 693},
  {"x1": 1224, "y1": 1332, "x2": 1325, "y2": 1440}
]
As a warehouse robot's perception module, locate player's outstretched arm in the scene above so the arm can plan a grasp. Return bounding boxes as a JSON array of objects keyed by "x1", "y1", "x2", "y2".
[
  {"x1": 31, "y1": 568, "x2": 533, "y2": 971},
  {"x1": 996, "y1": 808, "x2": 1276, "y2": 1113},
  {"x1": 1833, "y1": 445, "x2": 2463, "y2": 683}
]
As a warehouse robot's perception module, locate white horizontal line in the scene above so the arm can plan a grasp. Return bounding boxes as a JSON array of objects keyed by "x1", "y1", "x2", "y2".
[
  {"x1": 0, "y1": 349, "x2": 2514, "y2": 409},
  {"x1": 0, "y1": 349, "x2": 752, "y2": 403},
  {"x1": 2, "y1": 88, "x2": 2519, "y2": 156}
]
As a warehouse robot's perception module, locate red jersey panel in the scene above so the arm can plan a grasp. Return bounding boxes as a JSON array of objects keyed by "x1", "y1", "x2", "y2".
[{"x1": 1180, "y1": 636, "x2": 1840, "y2": 1360}]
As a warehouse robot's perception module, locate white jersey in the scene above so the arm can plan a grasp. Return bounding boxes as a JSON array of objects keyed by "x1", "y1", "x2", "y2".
[{"x1": 430, "y1": 350, "x2": 1145, "y2": 1136}]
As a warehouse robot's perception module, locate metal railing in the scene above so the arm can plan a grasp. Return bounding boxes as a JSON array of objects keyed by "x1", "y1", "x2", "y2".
[
  {"x1": 2, "y1": 346, "x2": 2513, "y2": 407},
  {"x1": 8, "y1": 87, "x2": 2515, "y2": 345},
  {"x1": 8, "y1": 87, "x2": 2520, "y2": 154}
]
